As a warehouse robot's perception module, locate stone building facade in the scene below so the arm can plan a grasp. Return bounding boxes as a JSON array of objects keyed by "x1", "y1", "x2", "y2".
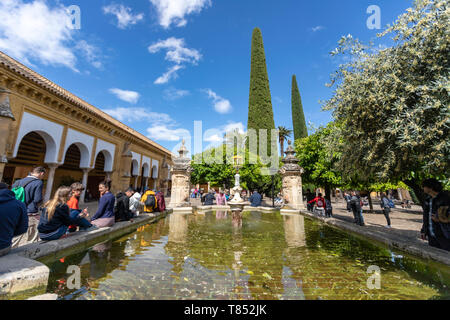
[{"x1": 0, "y1": 51, "x2": 172, "y2": 202}]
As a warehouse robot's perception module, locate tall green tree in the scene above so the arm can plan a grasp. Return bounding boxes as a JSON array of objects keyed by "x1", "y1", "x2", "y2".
[
  {"x1": 248, "y1": 28, "x2": 276, "y2": 156},
  {"x1": 295, "y1": 122, "x2": 342, "y2": 199},
  {"x1": 291, "y1": 75, "x2": 308, "y2": 141},
  {"x1": 277, "y1": 126, "x2": 292, "y2": 157},
  {"x1": 323, "y1": 0, "x2": 449, "y2": 203}
]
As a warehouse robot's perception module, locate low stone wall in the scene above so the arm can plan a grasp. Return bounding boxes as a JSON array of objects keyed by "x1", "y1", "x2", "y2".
[
  {"x1": 297, "y1": 209, "x2": 450, "y2": 267},
  {"x1": 195, "y1": 205, "x2": 280, "y2": 212},
  {"x1": 0, "y1": 210, "x2": 171, "y2": 299}
]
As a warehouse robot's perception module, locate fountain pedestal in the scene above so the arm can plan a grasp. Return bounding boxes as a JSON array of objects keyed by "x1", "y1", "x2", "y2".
[
  {"x1": 279, "y1": 141, "x2": 305, "y2": 214},
  {"x1": 168, "y1": 140, "x2": 193, "y2": 213}
]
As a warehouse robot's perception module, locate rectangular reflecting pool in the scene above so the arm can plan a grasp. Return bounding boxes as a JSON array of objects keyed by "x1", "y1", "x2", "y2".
[{"x1": 40, "y1": 211, "x2": 450, "y2": 300}]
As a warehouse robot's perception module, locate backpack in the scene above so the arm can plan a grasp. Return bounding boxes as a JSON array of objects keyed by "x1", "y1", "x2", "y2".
[
  {"x1": 387, "y1": 199, "x2": 395, "y2": 208},
  {"x1": 144, "y1": 192, "x2": 157, "y2": 209},
  {"x1": 317, "y1": 198, "x2": 324, "y2": 207},
  {"x1": 11, "y1": 179, "x2": 34, "y2": 202}
]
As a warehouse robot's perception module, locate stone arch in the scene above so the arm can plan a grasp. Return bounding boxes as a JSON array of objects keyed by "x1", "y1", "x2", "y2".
[
  {"x1": 13, "y1": 112, "x2": 63, "y2": 163},
  {"x1": 95, "y1": 149, "x2": 113, "y2": 172},
  {"x1": 62, "y1": 128, "x2": 94, "y2": 168},
  {"x1": 131, "y1": 159, "x2": 139, "y2": 176},
  {"x1": 142, "y1": 162, "x2": 150, "y2": 178}
]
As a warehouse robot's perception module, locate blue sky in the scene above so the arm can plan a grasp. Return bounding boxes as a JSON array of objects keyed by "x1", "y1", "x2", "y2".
[{"x1": 0, "y1": 0, "x2": 413, "y2": 154}]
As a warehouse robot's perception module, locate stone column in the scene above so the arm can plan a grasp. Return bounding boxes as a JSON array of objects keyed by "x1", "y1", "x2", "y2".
[
  {"x1": 279, "y1": 141, "x2": 305, "y2": 210},
  {"x1": 80, "y1": 168, "x2": 92, "y2": 204},
  {"x1": 134, "y1": 176, "x2": 139, "y2": 189},
  {"x1": 44, "y1": 163, "x2": 59, "y2": 202},
  {"x1": 168, "y1": 140, "x2": 192, "y2": 208},
  {"x1": 0, "y1": 87, "x2": 15, "y2": 182},
  {"x1": 144, "y1": 177, "x2": 149, "y2": 189}
]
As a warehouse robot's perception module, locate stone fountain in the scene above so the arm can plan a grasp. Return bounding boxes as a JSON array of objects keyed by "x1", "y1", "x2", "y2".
[
  {"x1": 168, "y1": 140, "x2": 193, "y2": 213},
  {"x1": 279, "y1": 140, "x2": 305, "y2": 214},
  {"x1": 228, "y1": 155, "x2": 248, "y2": 219}
]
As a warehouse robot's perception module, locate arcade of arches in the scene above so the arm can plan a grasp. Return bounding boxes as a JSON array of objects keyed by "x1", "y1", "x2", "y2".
[{"x1": 0, "y1": 51, "x2": 172, "y2": 203}]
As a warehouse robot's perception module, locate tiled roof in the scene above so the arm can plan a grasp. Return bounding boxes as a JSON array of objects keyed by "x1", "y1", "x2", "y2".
[{"x1": 0, "y1": 51, "x2": 173, "y2": 157}]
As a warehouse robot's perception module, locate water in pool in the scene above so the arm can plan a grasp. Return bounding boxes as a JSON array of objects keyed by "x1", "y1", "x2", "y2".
[{"x1": 41, "y1": 211, "x2": 450, "y2": 300}]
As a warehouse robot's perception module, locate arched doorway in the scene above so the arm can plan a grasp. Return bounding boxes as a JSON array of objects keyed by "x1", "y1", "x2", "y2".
[
  {"x1": 53, "y1": 143, "x2": 86, "y2": 196},
  {"x1": 130, "y1": 159, "x2": 139, "y2": 189},
  {"x1": 86, "y1": 151, "x2": 109, "y2": 201},
  {"x1": 4, "y1": 131, "x2": 48, "y2": 186}
]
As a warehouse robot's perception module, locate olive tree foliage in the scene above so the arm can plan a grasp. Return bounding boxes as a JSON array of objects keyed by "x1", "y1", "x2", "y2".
[{"x1": 323, "y1": 0, "x2": 449, "y2": 200}]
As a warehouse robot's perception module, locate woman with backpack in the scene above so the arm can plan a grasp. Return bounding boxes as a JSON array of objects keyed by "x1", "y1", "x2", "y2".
[
  {"x1": 380, "y1": 193, "x2": 392, "y2": 228},
  {"x1": 308, "y1": 193, "x2": 326, "y2": 216},
  {"x1": 38, "y1": 187, "x2": 95, "y2": 241},
  {"x1": 141, "y1": 190, "x2": 158, "y2": 213}
]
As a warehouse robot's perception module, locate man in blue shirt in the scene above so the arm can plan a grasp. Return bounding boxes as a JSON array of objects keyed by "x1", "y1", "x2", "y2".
[
  {"x1": 0, "y1": 182, "x2": 28, "y2": 256},
  {"x1": 249, "y1": 190, "x2": 262, "y2": 207}
]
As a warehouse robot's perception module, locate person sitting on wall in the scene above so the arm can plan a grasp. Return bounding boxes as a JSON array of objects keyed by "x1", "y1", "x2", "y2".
[
  {"x1": 126, "y1": 187, "x2": 142, "y2": 217},
  {"x1": 114, "y1": 191, "x2": 132, "y2": 222},
  {"x1": 67, "y1": 182, "x2": 89, "y2": 233},
  {"x1": 0, "y1": 182, "x2": 28, "y2": 257},
  {"x1": 249, "y1": 190, "x2": 262, "y2": 207},
  {"x1": 141, "y1": 189, "x2": 158, "y2": 213},
  {"x1": 38, "y1": 186, "x2": 96, "y2": 241},
  {"x1": 215, "y1": 190, "x2": 227, "y2": 206},
  {"x1": 91, "y1": 180, "x2": 116, "y2": 228},
  {"x1": 203, "y1": 190, "x2": 216, "y2": 206}
]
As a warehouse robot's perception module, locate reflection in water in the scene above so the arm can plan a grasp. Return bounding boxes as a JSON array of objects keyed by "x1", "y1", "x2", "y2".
[
  {"x1": 282, "y1": 214, "x2": 306, "y2": 248},
  {"x1": 216, "y1": 210, "x2": 228, "y2": 220},
  {"x1": 42, "y1": 212, "x2": 450, "y2": 300},
  {"x1": 232, "y1": 211, "x2": 243, "y2": 229},
  {"x1": 169, "y1": 213, "x2": 189, "y2": 243}
]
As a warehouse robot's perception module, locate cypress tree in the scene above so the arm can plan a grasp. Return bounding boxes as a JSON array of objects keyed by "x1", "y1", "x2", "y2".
[
  {"x1": 247, "y1": 28, "x2": 275, "y2": 156},
  {"x1": 291, "y1": 75, "x2": 308, "y2": 140}
]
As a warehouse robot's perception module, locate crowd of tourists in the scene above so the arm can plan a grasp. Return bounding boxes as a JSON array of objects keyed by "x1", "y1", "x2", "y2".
[
  {"x1": 305, "y1": 179, "x2": 450, "y2": 252},
  {"x1": 1, "y1": 166, "x2": 448, "y2": 256},
  {"x1": 199, "y1": 188, "x2": 265, "y2": 208},
  {"x1": 0, "y1": 166, "x2": 167, "y2": 257}
]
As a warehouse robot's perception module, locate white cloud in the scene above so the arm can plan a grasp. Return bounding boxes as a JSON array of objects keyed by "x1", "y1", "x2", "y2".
[
  {"x1": 149, "y1": 37, "x2": 201, "y2": 85},
  {"x1": 223, "y1": 122, "x2": 245, "y2": 135},
  {"x1": 163, "y1": 87, "x2": 190, "y2": 100},
  {"x1": 103, "y1": 106, "x2": 189, "y2": 142},
  {"x1": 148, "y1": 37, "x2": 201, "y2": 65},
  {"x1": 109, "y1": 88, "x2": 141, "y2": 104},
  {"x1": 103, "y1": 3, "x2": 144, "y2": 29},
  {"x1": 154, "y1": 65, "x2": 184, "y2": 85},
  {"x1": 76, "y1": 40, "x2": 102, "y2": 69},
  {"x1": 103, "y1": 107, "x2": 172, "y2": 123},
  {"x1": 205, "y1": 89, "x2": 232, "y2": 114},
  {"x1": 0, "y1": 0, "x2": 100, "y2": 71},
  {"x1": 311, "y1": 26, "x2": 325, "y2": 32},
  {"x1": 147, "y1": 125, "x2": 190, "y2": 141},
  {"x1": 149, "y1": 0, "x2": 211, "y2": 29}
]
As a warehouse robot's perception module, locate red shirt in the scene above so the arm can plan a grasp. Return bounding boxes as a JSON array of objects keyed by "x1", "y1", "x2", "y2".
[
  {"x1": 308, "y1": 196, "x2": 326, "y2": 209},
  {"x1": 67, "y1": 196, "x2": 80, "y2": 210}
]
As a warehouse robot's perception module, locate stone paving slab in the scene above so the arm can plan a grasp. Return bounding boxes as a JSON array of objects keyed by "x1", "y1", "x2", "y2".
[
  {"x1": 0, "y1": 254, "x2": 49, "y2": 296},
  {"x1": 300, "y1": 201, "x2": 450, "y2": 266}
]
